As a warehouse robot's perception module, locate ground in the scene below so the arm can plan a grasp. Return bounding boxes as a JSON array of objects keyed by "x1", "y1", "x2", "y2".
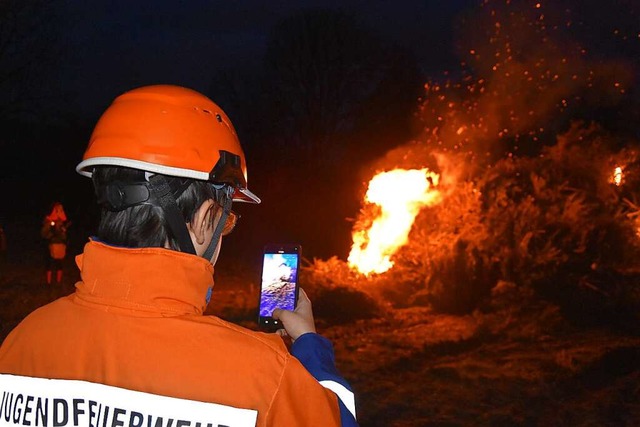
[{"x1": 1, "y1": 258, "x2": 640, "y2": 426}]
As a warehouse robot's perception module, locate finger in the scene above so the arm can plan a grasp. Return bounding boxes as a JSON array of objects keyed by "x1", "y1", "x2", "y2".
[
  {"x1": 295, "y1": 291, "x2": 313, "y2": 315},
  {"x1": 272, "y1": 308, "x2": 291, "y2": 320},
  {"x1": 276, "y1": 328, "x2": 288, "y2": 337},
  {"x1": 272, "y1": 308, "x2": 294, "y2": 323},
  {"x1": 298, "y1": 288, "x2": 310, "y2": 302},
  {"x1": 296, "y1": 289, "x2": 311, "y2": 309}
]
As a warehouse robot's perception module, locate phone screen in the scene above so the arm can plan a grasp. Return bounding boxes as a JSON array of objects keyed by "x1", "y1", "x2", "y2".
[{"x1": 258, "y1": 244, "x2": 301, "y2": 329}]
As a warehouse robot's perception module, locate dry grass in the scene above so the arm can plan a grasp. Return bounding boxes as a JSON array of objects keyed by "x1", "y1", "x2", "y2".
[{"x1": 2, "y1": 257, "x2": 640, "y2": 426}]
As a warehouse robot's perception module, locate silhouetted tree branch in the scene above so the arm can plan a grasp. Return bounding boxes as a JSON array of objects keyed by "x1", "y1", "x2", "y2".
[{"x1": 261, "y1": 10, "x2": 393, "y2": 162}]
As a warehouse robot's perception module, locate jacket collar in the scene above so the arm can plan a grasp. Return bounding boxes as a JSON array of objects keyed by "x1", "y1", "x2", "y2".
[{"x1": 74, "y1": 239, "x2": 214, "y2": 316}]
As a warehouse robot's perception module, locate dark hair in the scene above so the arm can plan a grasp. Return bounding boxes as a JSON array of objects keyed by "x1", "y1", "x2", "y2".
[{"x1": 92, "y1": 166, "x2": 218, "y2": 249}]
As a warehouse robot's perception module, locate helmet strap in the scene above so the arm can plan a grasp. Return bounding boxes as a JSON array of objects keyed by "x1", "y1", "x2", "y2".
[
  {"x1": 202, "y1": 186, "x2": 233, "y2": 262},
  {"x1": 148, "y1": 175, "x2": 197, "y2": 255}
]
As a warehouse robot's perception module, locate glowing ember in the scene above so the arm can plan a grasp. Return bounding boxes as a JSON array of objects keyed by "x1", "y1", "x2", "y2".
[
  {"x1": 611, "y1": 166, "x2": 623, "y2": 186},
  {"x1": 348, "y1": 168, "x2": 441, "y2": 275}
]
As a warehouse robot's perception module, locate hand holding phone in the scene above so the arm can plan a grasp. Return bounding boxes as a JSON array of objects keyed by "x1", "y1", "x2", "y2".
[
  {"x1": 258, "y1": 244, "x2": 301, "y2": 330},
  {"x1": 273, "y1": 288, "x2": 316, "y2": 341}
]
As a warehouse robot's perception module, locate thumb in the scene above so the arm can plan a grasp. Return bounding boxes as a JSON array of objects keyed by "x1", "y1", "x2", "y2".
[{"x1": 272, "y1": 308, "x2": 289, "y2": 322}]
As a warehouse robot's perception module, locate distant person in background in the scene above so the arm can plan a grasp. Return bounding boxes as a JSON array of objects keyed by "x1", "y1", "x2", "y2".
[{"x1": 41, "y1": 202, "x2": 70, "y2": 284}]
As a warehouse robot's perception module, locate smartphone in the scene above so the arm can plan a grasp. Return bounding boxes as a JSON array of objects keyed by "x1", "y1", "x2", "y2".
[{"x1": 258, "y1": 244, "x2": 301, "y2": 329}]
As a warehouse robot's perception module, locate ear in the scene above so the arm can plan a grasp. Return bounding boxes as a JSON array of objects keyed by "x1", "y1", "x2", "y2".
[{"x1": 187, "y1": 199, "x2": 215, "y2": 245}]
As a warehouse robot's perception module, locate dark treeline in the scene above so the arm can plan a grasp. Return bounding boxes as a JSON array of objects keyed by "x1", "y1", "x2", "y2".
[
  {"x1": 210, "y1": 9, "x2": 425, "y2": 262},
  {"x1": 0, "y1": 7, "x2": 426, "y2": 266},
  {"x1": 1, "y1": 0, "x2": 638, "y2": 270}
]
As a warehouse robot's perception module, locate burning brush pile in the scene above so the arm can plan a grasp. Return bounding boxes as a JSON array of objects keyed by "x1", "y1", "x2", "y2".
[{"x1": 304, "y1": 0, "x2": 640, "y2": 335}]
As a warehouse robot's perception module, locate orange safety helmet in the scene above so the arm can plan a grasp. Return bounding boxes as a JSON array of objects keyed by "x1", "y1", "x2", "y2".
[{"x1": 76, "y1": 85, "x2": 260, "y2": 204}]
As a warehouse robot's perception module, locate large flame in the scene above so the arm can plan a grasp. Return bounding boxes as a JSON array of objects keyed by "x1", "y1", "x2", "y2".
[{"x1": 348, "y1": 168, "x2": 441, "y2": 275}]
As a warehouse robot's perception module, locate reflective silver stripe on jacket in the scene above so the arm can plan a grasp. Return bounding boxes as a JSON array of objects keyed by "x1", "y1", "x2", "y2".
[
  {"x1": 319, "y1": 380, "x2": 357, "y2": 420},
  {"x1": 0, "y1": 374, "x2": 257, "y2": 426}
]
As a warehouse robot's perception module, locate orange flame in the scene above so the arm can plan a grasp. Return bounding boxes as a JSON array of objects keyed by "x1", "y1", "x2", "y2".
[
  {"x1": 348, "y1": 168, "x2": 441, "y2": 275},
  {"x1": 611, "y1": 166, "x2": 623, "y2": 186}
]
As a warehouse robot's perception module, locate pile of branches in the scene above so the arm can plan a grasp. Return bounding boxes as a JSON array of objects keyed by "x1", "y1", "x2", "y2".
[
  {"x1": 303, "y1": 122, "x2": 640, "y2": 332},
  {"x1": 389, "y1": 122, "x2": 640, "y2": 330}
]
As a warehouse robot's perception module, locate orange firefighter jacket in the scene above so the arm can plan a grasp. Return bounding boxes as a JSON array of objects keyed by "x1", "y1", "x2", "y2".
[{"x1": 0, "y1": 240, "x2": 342, "y2": 426}]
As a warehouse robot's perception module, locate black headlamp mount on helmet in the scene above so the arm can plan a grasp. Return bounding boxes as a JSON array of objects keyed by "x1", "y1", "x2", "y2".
[{"x1": 209, "y1": 150, "x2": 246, "y2": 189}]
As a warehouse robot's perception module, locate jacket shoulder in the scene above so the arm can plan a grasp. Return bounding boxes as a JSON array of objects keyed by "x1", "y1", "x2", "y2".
[{"x1": 189, "y1": 315, "x2": 289, "y2": 356}]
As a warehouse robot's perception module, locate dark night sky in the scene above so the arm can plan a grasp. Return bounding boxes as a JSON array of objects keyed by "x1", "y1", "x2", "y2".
[
  {"x1": 3, "y1": 0, "x2": 638, "y2": 261},
  {"x1": 50, "y1": 0, "x2": 475, "y2": 121},
  {"x1": 0, "y1": 0, "x2": 477, "y2": 254},
  {"x1": 1, "y1": 0, "x2": 475, "y2": 209}
]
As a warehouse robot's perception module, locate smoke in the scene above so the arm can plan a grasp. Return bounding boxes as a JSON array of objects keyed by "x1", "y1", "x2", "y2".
[
  {"x1": 406, "y1": 0, "x2": 637, "y2": 171},
  {"x1": 343, "y1": 0, "x2": 640, "y2": 321}
]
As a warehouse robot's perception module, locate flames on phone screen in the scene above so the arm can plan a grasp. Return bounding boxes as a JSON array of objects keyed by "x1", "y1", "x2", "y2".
[{"x1": 259, "y1": 247, "x2": 299, "y2": 327}]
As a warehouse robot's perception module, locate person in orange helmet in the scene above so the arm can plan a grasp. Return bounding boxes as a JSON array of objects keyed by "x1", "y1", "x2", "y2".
[
  {"x1": 0, "y1": 85, "x2": 357, "y2": 426},
  {"x1": 41, "y1": 201, "x2": 71, "y2": 284}
]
